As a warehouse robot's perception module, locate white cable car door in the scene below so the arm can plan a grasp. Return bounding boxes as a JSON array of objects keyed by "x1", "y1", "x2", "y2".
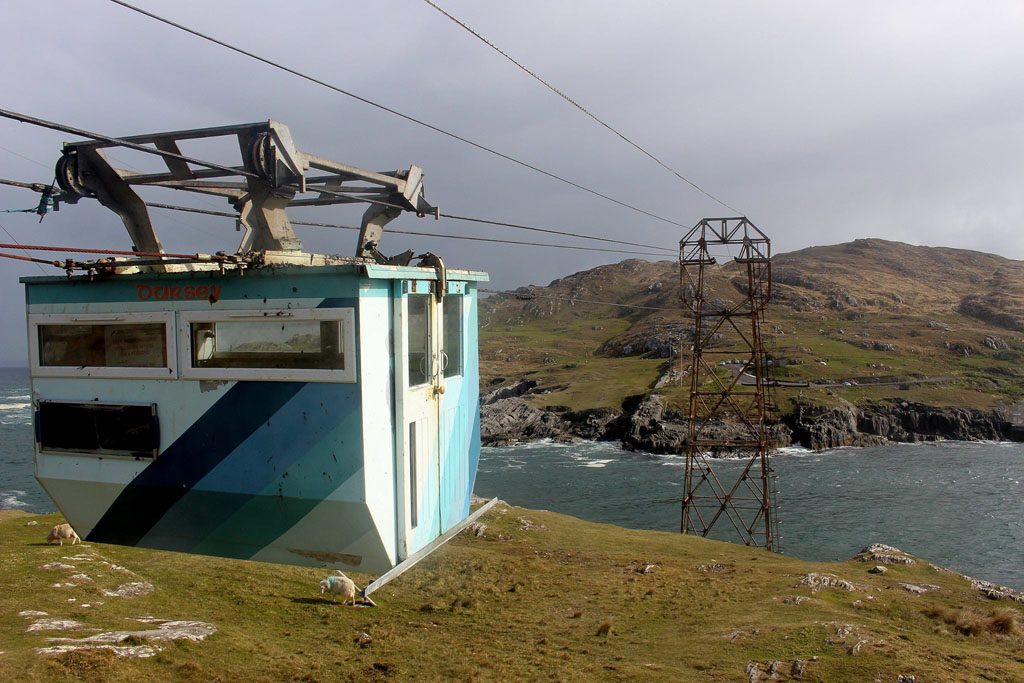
[
  {"x1": 397, "y1": 281, "x2": 441, "y2": 556},
  {"x1": 437, "y1": 286, "x2": 468, "y2": 532}
]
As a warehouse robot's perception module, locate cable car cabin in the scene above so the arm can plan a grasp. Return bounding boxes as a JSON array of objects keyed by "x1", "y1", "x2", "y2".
[
  {"x1": 23, "y1": 263, "x2": 485, "y2": 573},
  {"x1": 17, "y1": 120, "x2": 488, "y2": 574}
]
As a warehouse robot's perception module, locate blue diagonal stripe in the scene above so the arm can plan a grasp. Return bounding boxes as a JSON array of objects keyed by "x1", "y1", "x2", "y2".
[{"x1": 86, "y1": 381, "x2": 305, "y2": 546}]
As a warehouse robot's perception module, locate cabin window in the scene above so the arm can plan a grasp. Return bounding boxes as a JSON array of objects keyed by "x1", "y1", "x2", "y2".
[
  {"x1": 37, "y1": 401, "x2": 159, "y2": 459},
  {"x1": 442, "y1": 295, "x2": 463, "y2": 378},
  {"x1": 179, "y1": 309, "x2": 356, "y2": 383},
  {"x1": 407, "y1": 294, "x2": 431, "y2": 387},
  {"x1": 190, "y1": 320, "x2": 343, "y2": 370},
  {"x1": 29, "y1": 313, "x2": 175, "y2": 379}
]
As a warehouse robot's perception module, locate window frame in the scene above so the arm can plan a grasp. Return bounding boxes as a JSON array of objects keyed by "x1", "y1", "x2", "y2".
[
  {"x1": 442, "y1": 293, "x2": 464, "y2": 379},
  {"x1": 178, "y1": 308, "x2": 357, "y2": 383},
  {"x1": 405, "y1": 293, "x2": 433, "y2": 388},
  {"x1": 28, "y1": 312, "x2": 177, "y2": 379}
]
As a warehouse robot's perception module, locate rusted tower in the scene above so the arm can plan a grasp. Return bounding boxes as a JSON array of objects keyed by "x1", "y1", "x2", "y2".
[{"x1": 679, "y1": 217, "x2": 777, "y2": 551}]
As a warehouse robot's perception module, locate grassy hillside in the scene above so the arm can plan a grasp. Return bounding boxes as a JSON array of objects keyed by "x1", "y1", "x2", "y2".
[
  {"x1": 3, "y1": 509, "x2": 1024, "y2": 681},
  {"x1": 481, "y1": 239, "x2": 1024, "y2": 416}
]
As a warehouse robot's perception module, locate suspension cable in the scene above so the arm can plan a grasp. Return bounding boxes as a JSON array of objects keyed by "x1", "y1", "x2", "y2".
[
  {"x1": 104, "y1": 0, "x2": 690, "y2": 229},
  {"x1": 480, "y1": 287, "x2": 674, "y2": 312},
  {"x1": 420, "y1": 0, "x2": 742, "y2": 214},
  {"x1": 0, "y1": 177, "x2": 675, "y2": 255},
  {"x1": 142, "y1": 202, "x2": 672, "y2": 257}
]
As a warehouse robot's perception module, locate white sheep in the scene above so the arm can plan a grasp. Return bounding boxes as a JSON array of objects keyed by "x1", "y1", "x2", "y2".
[
  {"x1": 46, "y1": 523, "x2": 80, "y2": 546},
  {"x1": 319, "y1": 571, "x2": 358, "y2": 606}
]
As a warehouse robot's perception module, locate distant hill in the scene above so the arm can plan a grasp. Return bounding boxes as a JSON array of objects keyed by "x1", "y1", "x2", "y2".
[{"x1": 480, "y1": 239, "x2": 1024, "y2": 418}]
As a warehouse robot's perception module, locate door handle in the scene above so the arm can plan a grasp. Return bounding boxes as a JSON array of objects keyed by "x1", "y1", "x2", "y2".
[{"x1": 439, "y1": 350, "x2": 449, "y2": 371}]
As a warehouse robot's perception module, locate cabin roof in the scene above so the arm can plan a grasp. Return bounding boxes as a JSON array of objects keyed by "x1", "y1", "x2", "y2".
[{"x1": 20, "y1": 262, "x2": 489, "y2": 285}]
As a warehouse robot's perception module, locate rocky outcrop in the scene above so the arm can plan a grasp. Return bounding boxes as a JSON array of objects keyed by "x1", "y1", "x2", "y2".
[
  {"x1": 958, "y1": 294, "x2": 1024, "y2": 332},
  {"x1": 480, "y1": 398, "x2": 570, "y2": 445},
  {"x1": 484, "y1": 379, "x2": 1019, "y2": 451},
  {"x1": 621, "y1": 394, "x2": 792, "y2": 454},
  {"x1": 480, "y1": 380, "x2": 624, "y2": 445},
  {"x1": 785, "y1": 400, "x2": 886, "y2": 450},
  {"x1": 622, "y1": 395, "x2": 687, "y2": 453},
  {"x1": 785, "y1": 399, "x2": 1014, "y2": 450},
  {"x1": 857, "y1": 401, "x2": 1010, "y2": 443}
]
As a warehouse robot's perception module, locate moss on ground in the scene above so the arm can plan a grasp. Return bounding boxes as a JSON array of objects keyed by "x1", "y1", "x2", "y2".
[{"x1": 3, "y1": 508, "x2": 1022, "y2": 682}]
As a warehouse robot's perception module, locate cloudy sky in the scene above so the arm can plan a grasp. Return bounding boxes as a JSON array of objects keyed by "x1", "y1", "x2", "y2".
[{"x1": 1, "y1": 1, "x2": 1023, "y2": 363}]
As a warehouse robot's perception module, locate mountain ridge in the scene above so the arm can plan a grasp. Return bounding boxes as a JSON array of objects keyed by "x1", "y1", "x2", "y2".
[{"x1": 479, "y1": 238, "x2": 1024, "y2": 448}]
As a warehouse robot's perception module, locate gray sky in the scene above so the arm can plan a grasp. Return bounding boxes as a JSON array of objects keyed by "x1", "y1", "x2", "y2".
[{"x1": 2, "y1": 1, "x2": 1023, "y2": 364}]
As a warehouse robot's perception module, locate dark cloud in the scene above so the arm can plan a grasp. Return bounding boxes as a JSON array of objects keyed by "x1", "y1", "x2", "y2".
[{"x1": 1, "y1": 0, "x2": 1022, "y2": 363}]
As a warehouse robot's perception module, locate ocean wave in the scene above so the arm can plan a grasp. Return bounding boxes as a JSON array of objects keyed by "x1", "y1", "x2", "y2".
[
  {"x1": 0, "y1": 402, "x2": 30, "y2": 412},
  {"x1": 0, "y1": 490, "x2": 28, "y2": 508},
  {"x1": 579, "y1": 459, "x2": 615, "y2": 469}
]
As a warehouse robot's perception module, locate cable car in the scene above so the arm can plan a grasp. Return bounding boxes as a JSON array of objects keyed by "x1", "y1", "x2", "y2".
[{"x1": 22, "y1": 121, "x2": 486, "y2": 574}]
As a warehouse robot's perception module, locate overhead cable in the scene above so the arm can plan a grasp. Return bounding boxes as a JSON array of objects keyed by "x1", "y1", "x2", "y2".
[
  {"x1": 144, "y1": 202, "x2": 673, "y2": 257},
  {"x1": 438, "y1": 211, "x2": 673, "y2": 252},
  {"x1": 0, "y1": 177, "x2": 675, "y2": 255},
  {"x1": 420, "y1": 0, "x2": 743, "y2": 215},
  {"x1": 479, "y1": 287, "x2": 674, "y2": 312},
  {"x1": 104, "y1": 0, "x2": 689, "y2": 229},
  {"x1": 0, "y1": 221, "x2": 47, "y2": 273}
]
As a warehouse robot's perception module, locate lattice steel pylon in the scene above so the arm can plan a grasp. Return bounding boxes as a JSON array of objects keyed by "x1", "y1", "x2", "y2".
[{"x1": 679, "y1": 217, "x2": 777, "y2": 551}]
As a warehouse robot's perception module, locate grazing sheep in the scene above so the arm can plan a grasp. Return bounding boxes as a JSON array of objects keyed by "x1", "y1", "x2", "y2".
[
  {"x1": 46, "y1": 523, "x2": 80, "y2": 546},
  {"x1": 319, "y1": 571, "x2": 358, "y2": 606}
]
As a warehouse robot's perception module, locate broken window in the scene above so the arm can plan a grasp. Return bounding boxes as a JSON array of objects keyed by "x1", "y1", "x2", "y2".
[{"x1": 37, "y1": 401, "x2": 159, "y2": 459}]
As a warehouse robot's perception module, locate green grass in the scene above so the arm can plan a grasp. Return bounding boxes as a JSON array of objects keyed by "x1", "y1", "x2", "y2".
[{"x1": 3, "y1": 508, "x2": 1024, "y2": 681}]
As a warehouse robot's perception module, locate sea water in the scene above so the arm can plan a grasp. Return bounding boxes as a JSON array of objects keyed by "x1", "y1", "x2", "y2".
[
  {"x1": 2, "y1": 365, "x2": 1021, "y2": 589},
  {"x1": 0, "y1": 367, "x2": 35, "y2": 512},
  {"x1": 477, "y1": 439, "x2": 1024, "y2": 590}
]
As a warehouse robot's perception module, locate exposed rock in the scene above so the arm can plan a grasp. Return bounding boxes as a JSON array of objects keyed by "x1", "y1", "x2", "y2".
[
  {"x1": 785, "y1": 400, "x2": 886, "y2": 450},
  {"x1": 27, "y1": 619, "x2": 85, "y2": 632},
  {"x1": 971, "y1": 579, "x2": 1024, "y2": 604},
  {"x1": 786, "y1": 399, "x2": 1013, "y2": 450},
  {"x1": 482, "y1": 379, "x2": 537, "y2": 405},
  {"x1": 481, "y1": 396, "x2": 571, "y2": 446},
  {"x1": 101, "y1": 582, "x2": 154, "y2": 598},
  {"x1": 798, "y1": 573, "x2": 856, "y2": 592},
  {"x1": 36, "y1": 618, "x2": 216, "y2": 658},
  {"x1": 622, "y1": 394, "x2": 686, "y2": 454},
  {"x1": 944, "y1": 341, "x2": 976, "y2": 357},
  {"x1": 984, "y1": 335, "x2": 1009, "y2": 350},
  {"x1": 854, "y1": 544, "x2": 916, "y2": 565},
  {"x1": 868, "y1": 566, "x2": 887, "y2": 574},
  {"x1": 900, "y1": 583, "x2": 940, "y2": 595},
  {"x1": 959, "y1": 294, "x2": 1024, "y2": 332},
  {"x1": 563, "y1": 407, "x2": 624, "y2": 441}
]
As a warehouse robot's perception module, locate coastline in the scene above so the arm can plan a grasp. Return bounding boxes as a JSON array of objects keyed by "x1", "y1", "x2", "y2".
[{"x1": 481, "y1": 379, "x2": 1022, "y2": 451}]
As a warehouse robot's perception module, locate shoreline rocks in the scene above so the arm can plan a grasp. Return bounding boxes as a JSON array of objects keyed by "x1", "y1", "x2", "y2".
[{"x1": 481, "y1": 378, "x2": 1021, "y2": 452}]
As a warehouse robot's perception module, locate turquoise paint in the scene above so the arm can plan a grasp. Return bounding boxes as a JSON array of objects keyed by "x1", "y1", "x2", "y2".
[
  {"x1": 27, "y1": 261, "x2": 486, "y2": 572},
  {"x1": 24, "y1": 266, "x2": 364, "y2": 305},
  {"x1": 194, "y1": 391, "x2": 368, "y2": 558},
  {"x1": 143, "y1": 382, "x2": 363, "y2": 555}
]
